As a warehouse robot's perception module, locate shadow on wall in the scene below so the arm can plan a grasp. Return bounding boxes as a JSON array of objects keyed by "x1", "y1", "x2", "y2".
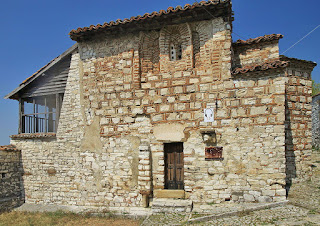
[
  {"x1": 0, "y1": 150, "x2": 25, "y2": 213},
  {"x1": 285, "y1": 95, "x2": 297, "y2": 196}
]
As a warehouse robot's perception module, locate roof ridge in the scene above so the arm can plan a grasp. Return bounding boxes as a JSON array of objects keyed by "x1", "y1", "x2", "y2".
[{"x1": 69, "y1": 0, "x2": 231, "y2": 41}]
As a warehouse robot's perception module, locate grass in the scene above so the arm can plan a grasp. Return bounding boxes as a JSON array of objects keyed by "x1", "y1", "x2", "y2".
[
  {"x1": 0, "y1": 210, "x2": 142, "y2": 226},
  {"x1": 308, "y1": 209, "x2": 318, "y2": 215},
  {"x1": 312, "y1": 146, "x2": 320, "y2": 152}
]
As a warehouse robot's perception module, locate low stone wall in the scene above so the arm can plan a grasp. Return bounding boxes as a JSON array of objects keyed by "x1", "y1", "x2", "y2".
[{"x1": 0, "y1": 146, "x2": 24, "y2": 212}]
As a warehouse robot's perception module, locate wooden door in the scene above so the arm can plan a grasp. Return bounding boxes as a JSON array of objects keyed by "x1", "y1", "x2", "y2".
[{"x1": 164, "y1": 143, "x2": 184, "y2": 190}]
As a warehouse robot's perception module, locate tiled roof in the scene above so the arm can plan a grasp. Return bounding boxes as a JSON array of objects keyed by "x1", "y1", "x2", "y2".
[
  {"x1": 233, "y1": 34, "x2": 284, "y2": 47},
  {"x1": 280, "y1": 55, "x2": 317, "y2": 67},
  {"x1": 232, "y1": 60, "x2": 289, "y2": 75},
  {"x1": 0, "y1": 145, "x2": 20, "y2": 151},
  {"x1": 69, "y1": 0, "x2": 231, "y2": 41},
  {"x1": 10, "y1": 133, "x2": 56, "y2": 139}
]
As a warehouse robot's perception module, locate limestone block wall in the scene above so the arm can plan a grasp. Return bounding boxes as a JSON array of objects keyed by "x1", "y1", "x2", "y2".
[
  {"x1": 77, "y1": 17, "x2": 287, "y2": 205},
  {"x1": 312, "y1": 94, "x2": 320, "y2": 147},
  {"x1": 184, "y1": 71, "x2": 287, "y2": 204},
  {"x1": 233, "y1": 41, "x2": 280, "y2": 67},
  {"x1": 0, "y1": 149, "x2": 24, "y2": 212},
  {"x1": 12, "y1": 50, "x2": 146, "y2": 210},
  {"x1": 285, "y1": 68, "x2": 313, "y2": 185}
]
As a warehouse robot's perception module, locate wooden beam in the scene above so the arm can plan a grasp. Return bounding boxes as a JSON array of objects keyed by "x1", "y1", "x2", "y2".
[
  {"x1": 44, "y1": 97, "x2": 47, "y2": 133},
  {"x1": 18, "y1": 98, "x2": 24, "y2": 134},
  {"x1": 33, "y1": 99, "x2": 36, "y2": 133},
  {"x1": 55, "y1": 93, "x2": 61, "y2": 133}
]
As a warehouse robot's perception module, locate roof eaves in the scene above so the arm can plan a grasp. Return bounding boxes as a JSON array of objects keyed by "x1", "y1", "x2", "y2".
[
  {"x1": 0, "y1": 145, "x2": 20, "y2": 152},
  {"x1": 280, "y1": 55, "x2": 317, "y2": 68},
  {"x1": 233, "y1": 34, "x2": 283, "y2": 47},
  {"x1": 232, "y1": 60, "x2": 289, "y2": 76}
]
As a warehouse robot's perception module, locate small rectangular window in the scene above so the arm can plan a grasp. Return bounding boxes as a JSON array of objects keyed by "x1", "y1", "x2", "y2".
[
  {"x1": 170, "y1": 44, "x2": 176, "y2": 61},
  {"x1": 177, "y1": 45, "x2": 182, "y2": 60},
  {"x1": 170, "y1": 43, "x2": 182, "y2": 61}
]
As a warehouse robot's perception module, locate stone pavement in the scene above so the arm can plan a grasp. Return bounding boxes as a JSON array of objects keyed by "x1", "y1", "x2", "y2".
[{"x1": 141, "y1": 204, "x2": 320, "y2": 225}]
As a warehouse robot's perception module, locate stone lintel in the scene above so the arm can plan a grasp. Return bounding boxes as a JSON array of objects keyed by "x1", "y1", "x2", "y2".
[
  {"x1": 153, "y1": 123, "x2": 187, "y2": 142},
  {"x1": 153, "y1": 189, "x2": 185, "y2": 199}
]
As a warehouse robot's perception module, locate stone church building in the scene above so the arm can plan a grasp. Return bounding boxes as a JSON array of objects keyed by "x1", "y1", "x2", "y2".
[{"x1": 3, "y1": 0, "x2": 317, "y2": 212}]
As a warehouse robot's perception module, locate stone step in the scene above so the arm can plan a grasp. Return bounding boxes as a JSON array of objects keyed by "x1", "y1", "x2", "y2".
[{"x1": 151, "y1": 198, "x2": 193, "y2": 213}]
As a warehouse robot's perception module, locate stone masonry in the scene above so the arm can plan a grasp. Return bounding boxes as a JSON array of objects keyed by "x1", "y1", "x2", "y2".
[
  {"x1": 7, "y1": 0, "x2": 317, "y2": 213},
  {"x1": 312, "y1": 94, "x2": 320, "y2": 148},
  {"x1": 0, "y1": 145, "x2": 24, "y2": 212}
]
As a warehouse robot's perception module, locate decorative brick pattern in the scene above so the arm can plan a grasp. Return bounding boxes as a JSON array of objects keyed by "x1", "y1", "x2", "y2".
[{"x1": 285, "y1": 67, "x2": 313, "y2": 185}]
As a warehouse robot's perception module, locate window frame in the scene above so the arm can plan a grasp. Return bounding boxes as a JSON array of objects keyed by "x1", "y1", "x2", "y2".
[
  {"x1": 19, "y1": 93, "x2": 63, "y2": 134},
  {"x1": 169, "y1": 43, "x2": 183, "y2": 61}
]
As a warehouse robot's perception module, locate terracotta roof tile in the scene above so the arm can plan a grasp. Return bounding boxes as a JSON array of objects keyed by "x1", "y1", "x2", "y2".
[
  {"x1": 280, "y1": 55, "x2": 317, "y2": 67},
  {"x1": 232, "y1": 60, "x2": 289, "y2": 75},
  {"x1": 0, "y1": 145, "x2": 20, "y2": 151},
  {"x1": 233, "y1": 34, "x2": 284, "y2": 47},
  {"x1": 69, "y1": 0, "x2": 231, "y2": 41}
]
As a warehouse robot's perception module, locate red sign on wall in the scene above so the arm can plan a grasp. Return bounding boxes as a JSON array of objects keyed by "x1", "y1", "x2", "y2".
[{"x1": 205, "y1": 147, "x2": 223, "y2": 160}]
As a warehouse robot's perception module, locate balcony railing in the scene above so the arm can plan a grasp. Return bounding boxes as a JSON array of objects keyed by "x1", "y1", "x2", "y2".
[{"x1": 22, "y1": 113, "x2": 56, "y2": 133}]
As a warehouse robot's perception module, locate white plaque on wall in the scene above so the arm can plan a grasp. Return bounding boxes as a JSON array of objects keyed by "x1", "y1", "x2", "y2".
[{"x1": 204, "y1": 108, "x2": 214, "y2": 122}]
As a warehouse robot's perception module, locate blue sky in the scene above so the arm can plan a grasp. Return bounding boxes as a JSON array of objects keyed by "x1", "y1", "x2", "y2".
[{"x1": 0, "y1": 0, "x2": 319, "y2": 145}]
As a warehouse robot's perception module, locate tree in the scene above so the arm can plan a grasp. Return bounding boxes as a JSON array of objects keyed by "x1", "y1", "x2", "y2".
[{"x1": 312, "y1": 80, "x2": 320, "y2": 96}]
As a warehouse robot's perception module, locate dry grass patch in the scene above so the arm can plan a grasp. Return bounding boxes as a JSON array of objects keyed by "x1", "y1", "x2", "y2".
[{"x1": 0, "y1": 210, "x2": 142, "y2": 226}]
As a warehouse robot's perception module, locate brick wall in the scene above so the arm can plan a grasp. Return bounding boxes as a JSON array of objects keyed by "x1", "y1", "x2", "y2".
[
  {"x1": 285, "y1": 67, "x2": 313, "y2": 186},
  {"x1": 233, "y1": 41, "x2": 280, "y2": 67}
]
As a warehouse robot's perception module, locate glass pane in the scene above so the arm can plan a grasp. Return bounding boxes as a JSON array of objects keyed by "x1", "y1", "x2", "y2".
[
  {"x1": 22, "y1": 95, "x2": 57, "y2": 133},
  {"x1": 46, "y1": 96, "x2": 56, "y2": 113}
]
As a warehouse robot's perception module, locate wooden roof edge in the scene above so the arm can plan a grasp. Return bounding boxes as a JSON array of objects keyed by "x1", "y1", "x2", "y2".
[{"x1": 4, "y1": 44, "x2": 78, "y2": 100}]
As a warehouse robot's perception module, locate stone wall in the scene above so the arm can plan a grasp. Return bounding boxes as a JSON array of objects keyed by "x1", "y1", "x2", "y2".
[
  {"x1": 285, "y1": 68, "x2": 313, "y2": 186},
  {"x1": 0, "y1": 147, "x2": 24, "y2": 212},
  {"x1": 233, "y1": 41, "x2": 280, "y2": 67},
  {"x1": 10, "y1": 16, "x2": 314, "y2": 212},
  {"x1": 312, "y1": 94, "x2": 320, "y2": 148}
]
